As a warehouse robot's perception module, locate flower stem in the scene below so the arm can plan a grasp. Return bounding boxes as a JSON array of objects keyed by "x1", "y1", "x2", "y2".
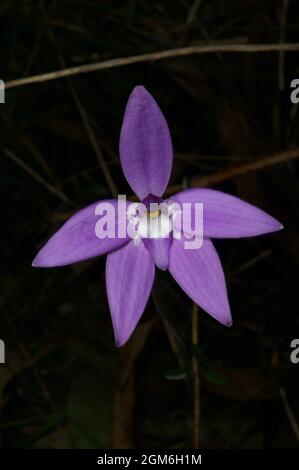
[{"x1": 192, "y1": 303, "x2": 200, "y2": 448}]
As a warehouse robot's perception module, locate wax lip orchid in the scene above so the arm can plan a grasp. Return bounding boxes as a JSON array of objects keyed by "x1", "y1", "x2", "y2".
[{"x1": 32, "y1": 85, "x2": 283, "y2": 347}]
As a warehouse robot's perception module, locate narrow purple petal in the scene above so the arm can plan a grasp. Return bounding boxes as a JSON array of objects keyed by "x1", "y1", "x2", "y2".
[
  {"x1": 106, "y1": 241, "x2": 155, "y2": 347},
  {"x1": 169, "y1": 238, "x2": 232, "y2": 326},
  {"x1": 119, "y1": 85, "x2": 173, "y2": 200},
  {"x1": 143, "y1": 237, "x2": 172, "y2": 270},
  {"x1": 32, "y1": 200, "x2": 129, "y2": 267},
  {"x1": 171, "y1": 188, "x2": 283, "y2": 238}
]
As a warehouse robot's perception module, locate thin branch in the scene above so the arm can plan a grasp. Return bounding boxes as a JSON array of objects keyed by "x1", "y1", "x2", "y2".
[
  {"x1": 192, "y1": 303, "x2": 200, "y2": 449},
  {"x1": 46, "y1": 24, "x2": 118, "y2": 197},
  {"x1": 186, "y1": 0, "x2": 203, "y2": 28},
  {"x1": 166, "y1": 147, "x2": 299, "y2": 195},
  {"x1": 278, "y1": 0, "x2": 289, "y2": 91},
  {"x1": 2, "y1": 146, "x2": 75, "y2": 206},
  {"x1": 0, "y1": 109, "x2": 55, "y2": 178},
  {"x1": 161, "y1": 315, "x2": 186, "y2": 373},
  {"x1": 279, "y1": 387, "x2": 299, "y2": 442},
  {"x1": 5, "y1": 43, "x2": 299, "y2": 90},
  {"x1": 67, "y1": 84, "x2": 118, "y2": 197}
]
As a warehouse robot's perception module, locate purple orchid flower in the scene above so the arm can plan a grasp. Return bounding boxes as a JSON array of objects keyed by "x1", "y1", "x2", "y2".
[{"x1": 32, "y1": 85, "x2": 283, "y2": 347}]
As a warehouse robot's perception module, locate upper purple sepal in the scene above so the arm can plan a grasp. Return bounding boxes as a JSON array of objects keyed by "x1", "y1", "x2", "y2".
[{"x1": 119, "y1": 85, "x2": 173, "y2": 200}]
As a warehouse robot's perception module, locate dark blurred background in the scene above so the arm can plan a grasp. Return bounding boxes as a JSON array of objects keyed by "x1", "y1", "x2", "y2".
[{"x1": 1, "y1": 0, "x2": 299, "y2": 449}]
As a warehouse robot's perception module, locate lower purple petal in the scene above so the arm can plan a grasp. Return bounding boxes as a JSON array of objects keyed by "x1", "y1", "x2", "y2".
[
  {"x1": 32, "y1": 199, "x2": 129, "y2": 267},
  {"x1": 143, "y1": 237, "x2": 172, "y2": 270},
  {"x1": 106, "y1": 241, "x2": 155, "y2": 347},
  {"x1": 169, "y1": 237, "x2": 232, "y2": 326}
]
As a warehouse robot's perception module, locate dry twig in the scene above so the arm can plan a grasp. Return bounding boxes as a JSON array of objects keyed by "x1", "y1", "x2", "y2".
[
  {"x1": 5, "y1": 43, "x2": 299, "y2": 90},
  {"x1": 192, "y1": 303, "x2": 200, "y2": 448},
  {"x1": 166, "y1": 147, "x2": 299, "y2": 195},
  {"x1": 2, "y1": 146, "x2": 75, "y2": 206}
]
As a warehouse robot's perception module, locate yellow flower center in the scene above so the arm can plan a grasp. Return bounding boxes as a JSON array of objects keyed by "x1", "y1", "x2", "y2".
[{"x1": 148, "y1": 209, "x2": 161, "y2": 219}]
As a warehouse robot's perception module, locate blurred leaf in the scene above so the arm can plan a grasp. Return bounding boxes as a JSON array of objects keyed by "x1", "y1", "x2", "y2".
[
  {"x1": 201, "y1": 368, "x2": 227, "y2": 385},
  {"x1": 0, "y1": 369, "x2": 13, "y2": 408},
  {"x1": 20, "y1": 412, "x2": 66, "y2": 449},
  {"x1": 204, "y1": 368, "x2": 278, "y2": 400},
  {"x1": 67, "y1": 355, "x2": 115, "y2": 449},
  {"x1": 152, "y1": 272, "x2": 192, "y2": 384},
  {"x1": 111, "y1": 319, "x2": 156, "y2": 448},
  {"x1": 192, "y1": 345, "x2": 226, "y2": 384},
  {"x1": 165, "y1": 368, "x2": 187, "y2": 381}
]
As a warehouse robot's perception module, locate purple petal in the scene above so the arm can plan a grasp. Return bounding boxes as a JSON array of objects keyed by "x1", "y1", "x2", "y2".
[
  {"x1": 32, "y1": 200, "x2": 129, "y2": 267},
  {"x1": 119, "y1": 85, "x2": 173, "y2": 200},
  {"x1": 171, "y1": 188, "x2": 283, "y2": 238},
  {"x1": 106, "y1": 241, "x2": 155, "y2": 347},
  {"x1": 143, "y1": 237, "x2": 172, "y2": 270},
  {"x1": 169, "y1": 238, "x2": 232, "y2": 326}
]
